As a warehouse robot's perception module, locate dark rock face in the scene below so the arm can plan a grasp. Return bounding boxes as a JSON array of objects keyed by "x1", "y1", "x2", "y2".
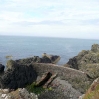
[
  {"x1": 67, "y1": 50, "x2": 90, "y2": 69},
  {"x1": 41, "y1": 56, "x2": 51, "y2": 63},
  {"x1": 36, "y1": 72, "x2": 52, "y2": 87},
  {"x1": 67, "y1": 56, "x2": 78, "y2": 69},
  {"x1": 15, "y1": 53, "x2": 60, "y2": 65},
  {"x1": 66, "y1": 44, "x2": 99, "y2": 79},
  {"x1": 0, "y1": 54, "x2": 60, "y2": 89},
  {"x1": 0, "y1": 64, "x2": 5, "y2": 73},
  {"x1": 0, "y1": 60, "x2": 37, "y2": 89}
]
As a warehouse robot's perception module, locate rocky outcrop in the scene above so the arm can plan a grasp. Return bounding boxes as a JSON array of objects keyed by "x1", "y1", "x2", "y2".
[
  {"x1": 1, "y1": 49, "x2": 99, "y2": 99},
  {"x1": 0, "y1": 60, "x2": 37, "y2": 89},
  {"x1": 91, "y1": 44, "x2": 99, "y2": 52},
  {"x1": 0, "y1": 54, "x2": 60, "y2": 98},
  {"x1": 15, "y1": 53, "x2": 60, "y2": 65},
  {"x1": 65, "y1": 44, "x2": 99, "y2": 79}
]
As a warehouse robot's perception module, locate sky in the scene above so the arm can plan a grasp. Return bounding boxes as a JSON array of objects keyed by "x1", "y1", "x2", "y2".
[{"x1": 0, "y1": 0, "x2": 99, "y2": 39}]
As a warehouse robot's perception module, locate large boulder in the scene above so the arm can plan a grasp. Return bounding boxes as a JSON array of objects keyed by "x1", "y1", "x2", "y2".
[{"x1": 0, "y1": 60, "x2": 37, "y2": 89}]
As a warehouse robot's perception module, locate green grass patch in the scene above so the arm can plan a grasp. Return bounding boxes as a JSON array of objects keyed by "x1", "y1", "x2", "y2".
[
  {"x1": 26, "y1": 82, "x2": 52, "y2": 95},
  {"x1": 84, "y1": 84, "x2": 99, "y2": 99}
]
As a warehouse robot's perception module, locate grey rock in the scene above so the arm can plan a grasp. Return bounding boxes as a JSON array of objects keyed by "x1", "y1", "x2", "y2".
[
  {"x1": 0, "y1": 88, "x2": 38, "y2": 99},
  {"x1": 19, "y1": 88, "x2": 38, "y2": 99},
  {"x1": 39, "y1": 77, "x2": 81, "y2": 99}
]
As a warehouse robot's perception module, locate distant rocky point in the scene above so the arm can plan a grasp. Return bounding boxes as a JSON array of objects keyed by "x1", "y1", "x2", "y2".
[{"x1": 15, "y1": 53, "x2": 60, "y2": 65}]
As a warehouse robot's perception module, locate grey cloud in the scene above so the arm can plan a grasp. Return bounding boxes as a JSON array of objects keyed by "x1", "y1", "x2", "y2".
[
  {"x1": 62, "y1": 19, "x2": 99, "y2": 25},
  {"x1": 79, "y1": 19, "x2": 99, "y2": 25},
  {"x1": 13, "y1": 20, "x2": 65, "y2": 26},
  {"x1": 13, "y1": 18, "x2": 99, "y2": 26}
]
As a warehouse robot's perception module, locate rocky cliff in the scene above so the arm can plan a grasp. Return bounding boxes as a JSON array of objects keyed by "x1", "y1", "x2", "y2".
[
  {"x1": 65, "y1": 44, "x2": 99, "y2": 80},
  {"x1": 0, "y1": 54, "x2": 85, "y2": 99},
  {"x1": 0, "y1": 45, "x2": 99, "y2": 99},
  {"x1": 0, "y1": 60, "x2": 37, "y2": 89}
]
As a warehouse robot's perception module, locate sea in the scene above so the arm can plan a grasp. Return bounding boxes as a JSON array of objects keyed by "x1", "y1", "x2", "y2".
[{"x1": 0, "y1": 35, "x2": 99, "y2": 66}]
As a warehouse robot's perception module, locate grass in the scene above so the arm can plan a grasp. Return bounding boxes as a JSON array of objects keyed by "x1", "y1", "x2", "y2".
[
  {"x1": 83, "y1": 84, "x2": 99, "y2": 99},
  {"x1": 26, "y1": 82, "x2": 52, "y2": 95}
]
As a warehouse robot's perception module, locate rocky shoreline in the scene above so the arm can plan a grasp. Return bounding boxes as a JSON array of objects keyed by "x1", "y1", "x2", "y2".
[{"x1": 0, "y1": 44, "x2": 99, "y2": 99}]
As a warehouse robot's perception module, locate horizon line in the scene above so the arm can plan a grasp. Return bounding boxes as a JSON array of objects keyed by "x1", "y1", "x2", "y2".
[{"x1": 0, "y1": 34, "x2": 99, "y2": 40}]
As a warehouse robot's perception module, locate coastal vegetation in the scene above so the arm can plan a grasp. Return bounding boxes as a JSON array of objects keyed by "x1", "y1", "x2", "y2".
[
  {"x1": 83, "y1": 78, "x2": 99, "y2": 99},
  {"x1": 26, "y1": 82, "x2": 46, "y2": 94}
]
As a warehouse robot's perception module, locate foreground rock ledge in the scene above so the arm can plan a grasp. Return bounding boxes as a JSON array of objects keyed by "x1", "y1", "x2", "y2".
[{"x1": 0, "y1": 61, "x2": 90, "y2": 99}]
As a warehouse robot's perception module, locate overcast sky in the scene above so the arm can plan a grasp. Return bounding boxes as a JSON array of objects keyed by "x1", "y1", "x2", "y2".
[{"x1": 0, "y1": 0, "x2": 99, "y2": 39}]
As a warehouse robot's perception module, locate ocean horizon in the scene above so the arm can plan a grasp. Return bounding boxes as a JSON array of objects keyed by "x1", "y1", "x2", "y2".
[{"x1": 0, "y1": 35, "x2": 99, "y2": 66}]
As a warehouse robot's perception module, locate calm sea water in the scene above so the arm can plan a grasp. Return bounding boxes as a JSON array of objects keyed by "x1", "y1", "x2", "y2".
[{"x1": 0, "y1": 35, "x2": 99, "y2": 66}]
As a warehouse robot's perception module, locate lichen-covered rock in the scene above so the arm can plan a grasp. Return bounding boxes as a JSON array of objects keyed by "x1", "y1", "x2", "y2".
[
  {"x1": 66, "y1": 44, "x2": 99, "y2": 80},
  {"x1": 0, "y1": 60, "x2": 37, "y2": 89},
  {"x1": 6, "y1": 60, "x2": 16, "y2": 69},
  {"x1": 80, "y1": 63, "x2": 99, "y2": 79},
  {"x1": 91, "y1": 44, "x2": 99, "y2": 53}
]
